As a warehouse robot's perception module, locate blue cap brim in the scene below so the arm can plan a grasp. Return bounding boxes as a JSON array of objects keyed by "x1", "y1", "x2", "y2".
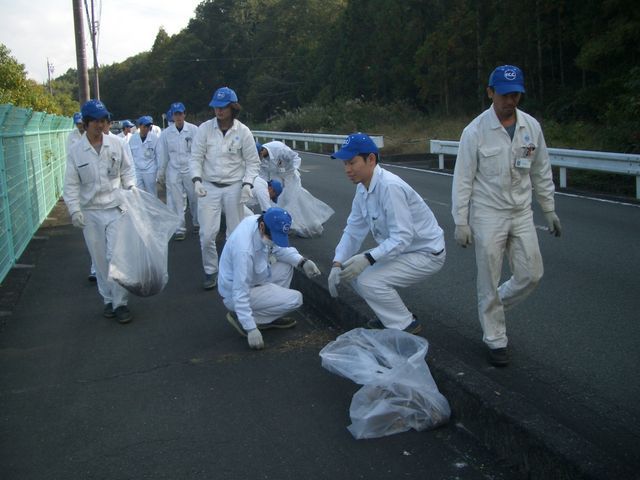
[
  {"x1": 270, "y1": 230, "x2": 289, "y2": 247},
  {"x1": 331, "y1": 149, "x2": 357, "y2": 160},
  {"x1": 210, "y1": 100, "x2": 231, "y2": 108},
  {"x1": 493, "y1": 84, "x2": 525, "y2": 95}
]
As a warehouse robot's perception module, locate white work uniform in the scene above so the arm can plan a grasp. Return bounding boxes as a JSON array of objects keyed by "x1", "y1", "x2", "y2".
[
  {"x1": 129, "y1": 131, "x2": 160, "y2": 196},
  {"x1": 190, "y1": 118, "x2": 260, "y2": 275},
  {"x1": 243, "y1": 176, "x2": 275, "y2": 217},
  {"x1": 66, "y1": 128, "x2": 83, "y2": 153},
  {"x1": 63, "y1": 133, "x2": 137, "y2": 309},
  {"x1": 259, "y1": 141, "x2": 301, "y2": 184},
  {"x1": 452, "y1": 106, "x2": 556, "y2": 349},
  {"x1": 218, "y1": 215, "x2": 303, "y2": 331},
  {"x1": 158, "y1": 121, "x2": 199, "y2": 234},
  {"x1": 117, "y1": 131, "x2": 132, "y2": 144},
  {"x1": 334, "y1": 165, "x2": 445, "y2": 330}
]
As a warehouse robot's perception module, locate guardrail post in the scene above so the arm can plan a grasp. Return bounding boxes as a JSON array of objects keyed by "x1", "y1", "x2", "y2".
[
  {"x1": 636, "y1": 176, "x2": 640, "y2": 200},
  {"x1": 293, "y1": 140, "x2": 297, "y2": 149},
  {"x1": 439, "y1": 153, "x2": 444, "y2": 170},
  {"x1": 304, "y1": 141, "x2": 309, "y2": 151},
  {"x1": 334, "y1": 143, "x2": 339, "y2": 153},
  {"x1": 560, "y1": 167, "x2": 567, "y2": 188}
]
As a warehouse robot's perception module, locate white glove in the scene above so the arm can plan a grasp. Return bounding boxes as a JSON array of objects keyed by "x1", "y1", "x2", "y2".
[
  {"x1": 127, "y1": 185, "x2": 137, "y2": 191},
  {"x1": 302, "y1": 259, "x2": 321, "y2": 278},
  {"x1": 340, "y1": 254, "x2": 370, "y2": 282},
  {"x1": 544, "y1": 211, "x2": 562, "y2": 237},
  {"x1": 454, "y1": 225, "x2": 472, "y2": 247},
  {"x1": 240, "y1": 184, "x2": 253, "y2": 204},
  {"x1": 194, "y1": 180, "x2": 207, "y2": 197},
  {"x1": 157, "y1": 171, "x2": 165, "y2": 184},
  {"x1": 247, "y1": 328, "x2": 264, "y2": 350},
  {"x1": 71, "y1": 211, "x2": 85, "y2": 229},
  {"x1": 327, "y1": 266, "x2": 341, "y2": 298}
]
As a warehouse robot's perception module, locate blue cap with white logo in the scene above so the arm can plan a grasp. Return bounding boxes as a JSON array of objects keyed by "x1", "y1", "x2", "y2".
[
  {"x1": 331, "y1": 132, "x2": 379, "y2": 160},
  {"x1": 137, "y1": 115, "x2": 153, "y2": 126},
  {"x1": 268, "y1": 179, "x2": 283, "y2": 199},
  {"x1": 81, "y1": 99, "x2": 111, "y2": 120},
  {"x1": 263, "y1": 207, "x2": 292, "y2": 247},
  {"x1": 72, "y1": 112, "x2": 82, "y2": 124},
  {"x1": 488, "y1": 65, "x2": 525, "y2": 95},
  {"x1": 209, "y1": 87, "x2": 238, "y2": 108},
  {"x1": 171, "y1": 102, "x2": 185, "y2": 113}
]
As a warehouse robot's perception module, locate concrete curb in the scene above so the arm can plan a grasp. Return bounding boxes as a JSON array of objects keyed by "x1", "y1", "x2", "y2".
[{"x1": 292, "y1": 272, "x2": 635, "y2": 480}]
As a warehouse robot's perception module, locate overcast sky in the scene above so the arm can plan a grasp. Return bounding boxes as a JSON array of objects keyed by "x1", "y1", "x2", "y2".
[{"x1": 0, "y1": 0, "x2": 203, "y2": 83}]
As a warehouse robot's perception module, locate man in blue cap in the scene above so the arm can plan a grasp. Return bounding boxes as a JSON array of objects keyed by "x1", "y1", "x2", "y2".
[
  {"x1": 158, "y1": 102, "x2": 200, "y2": 240},
  {"x1": 241, "y1": 177, "x2": 283, "y2": 217},
  {"x1": 63, "y1": 99, "x2": 137, "y2": 324},
  {"x1": 328, "y1": 133, "x2": 445, "y2": 335},
  {"x1": 452, "y1": 65, "x2": 562, "y2": 367},
  {"x1": 129, "y1": 115, "x2": 160, "y2": 196},
  {"x1": 218, "y1": 207, "x2": 321, "y2": 349},
  {"x1": 66, "y1": 112, "x2": 85, "y2": 153},
  {"x1": 189, "y1": 86, "x2": 261, "y2": 290},
  {"x1": 117, "y1": 120, "x2": 135, "y2": 144}
]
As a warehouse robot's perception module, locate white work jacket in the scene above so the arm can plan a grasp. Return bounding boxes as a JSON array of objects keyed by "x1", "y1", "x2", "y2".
[
  {"x1": 452, "y1": 106, "x2": 556, "y2": 225},
  {"x1": 117, "y1": 131, "x2": 132, "y2": 144},
  {"x1": 129, "y1": 132, "x2": 160, "y2": 173},
  {"x1": 218, "y1": 215, "x2": 303, "y2": 330},
  {"x1": 66, "y1": 129, "x2": 83, "y2": 153},
  {"x1": 190, "y1": 118, "x2": 260, "y2": 186},
  {"x1": 63, "y1": 133, "x2": 136, "y2": 216},
  {"x1": 259, "y1": 141, "x2": 301, "y2": 181},
  {"x1": 334, "y1": 165, "x2": 444, "y2": 264},
  {"x1": 158, "y1": 121, "x2": 198, "y2": 176}
]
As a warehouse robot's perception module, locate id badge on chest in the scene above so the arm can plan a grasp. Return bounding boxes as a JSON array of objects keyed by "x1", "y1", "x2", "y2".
[{"x1": 515, "y1": 157, "x2": 531, "y2": 169}]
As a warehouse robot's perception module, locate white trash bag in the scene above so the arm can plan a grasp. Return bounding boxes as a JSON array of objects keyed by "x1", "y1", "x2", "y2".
[
  {"x1": 108, "y1": 188, "x2": 180, "y2": 297},
  {"x1": 319, "y1": 328, "x2": 450, "y2": 439}
]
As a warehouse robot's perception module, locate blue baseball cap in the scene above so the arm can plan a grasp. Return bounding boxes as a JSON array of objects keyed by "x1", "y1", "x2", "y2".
[
  {"x1": 256, "y1": 141, "x2": 263, "y2": 154},
  {"x1": 171, "y1": 102, "x2": 185, "y2": 113},
  {"x1": 137, "y1": 115, "x2": 153, "y2": 126},
  {"x1": 268, "y1": 179, "x2": 283, "y2": 199},
  {"x1": 72, "y1": 112, "x2": 82, "y2": 124},
  {"x1": 331, "y1": 132, "x2": 379, "y2": 160},
  {"x1": 81, "y1": 99, "x2": 110, "y2": 120},
  {"x1": 488, "y1": 65, "x2": 525, "y2": 95},
  {"x1": 122, "y1": 120, "x2": 135, "y2": 128},
  {"x1": 263, "y1": 207, "x2": 292, "y2": 247},
  {"x1": 209, "y1": 87, "x2": 238, "y2": 108}
]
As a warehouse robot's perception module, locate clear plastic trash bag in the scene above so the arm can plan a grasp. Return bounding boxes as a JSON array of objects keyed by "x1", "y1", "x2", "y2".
[
  {"x1": 108, "y1": 188, "x2": 180, "y2": 296},
  {"x1": 319, "y1": 328, "x2": 450, "y2": 439}
]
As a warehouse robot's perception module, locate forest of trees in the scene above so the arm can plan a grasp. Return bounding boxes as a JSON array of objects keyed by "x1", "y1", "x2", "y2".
[{"x1": 55, "y1": 0, "x2": 639, "y2": 151}]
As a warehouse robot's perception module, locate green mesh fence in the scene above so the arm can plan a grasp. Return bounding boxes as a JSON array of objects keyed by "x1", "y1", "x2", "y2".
[{"x1": 0, "y1": 104, "x2": 72, "y2": 283}]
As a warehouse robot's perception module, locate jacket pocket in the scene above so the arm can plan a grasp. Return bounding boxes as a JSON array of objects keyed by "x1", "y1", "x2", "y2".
[{"x1": 478, "y1": 146, "x2": 501, "y2": 176}]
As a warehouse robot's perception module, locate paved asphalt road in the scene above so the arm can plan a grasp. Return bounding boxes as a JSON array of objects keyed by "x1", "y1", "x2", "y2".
[{"x1": 0, "y1": 199, "x2": 516, "y2": 478}]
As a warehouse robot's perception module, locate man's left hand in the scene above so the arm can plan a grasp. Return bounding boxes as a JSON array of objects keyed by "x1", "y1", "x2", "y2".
[
  {"x1": 544, "y1": 211, "x2": 562, "y2": 237},
  {"x1": 302, "y1": 259, "x2": 321, "y2": 278},
  {"x1": 240, "y1": 184, "x2": 253, "y2": 204},
  {"x1": 340, "y1": 254, "x2": 370, "y2": 282}
]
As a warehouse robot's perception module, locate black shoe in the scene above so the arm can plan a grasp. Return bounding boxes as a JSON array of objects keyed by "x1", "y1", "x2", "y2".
[
  {"x1": 114, "y1": 305, "x2": 132, "y2": 324},
  {"x1": 258, "y1": 317, "x2": 297, "y2": 330},
  {"x1": 203, "y1": 274, "x2": 217, "y2": 290},
  {"x1": 103, "y1": 303, "x2": 115, "y2": 318},
  {"x1": 403, "y1": 319, "x2": 423, "y2": 335},
  {"x1": 192, "y1": 225, "x2": 200, "y2": 234},
  {"x1": 488, "y1": 347, "x2": 509, "y2": 367},
  {"x1": 88, "y1": 273, "x2": 97, "y2": 282},
  {"x1": 173, "y1": 232, "x2": 186, "y2": 241},
  {"x1": 365, "y1": 318, "x2": 385, "y2": 329},
  {"x1": 226, "y1": 311, "x2": 247, "y2": 337}
]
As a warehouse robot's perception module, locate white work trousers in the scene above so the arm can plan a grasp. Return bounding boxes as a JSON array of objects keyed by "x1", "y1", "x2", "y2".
[
  {"x1": 136, "y1": 171, "x2": 157, "y2": 197},
  {"x1": 471, "y1": 207, "x2": 543, "y2": 349},
  {"x1": 82, "y1": 208, "x2": 128, "y2": 308},
  {"x1": 351, "y1": 250, "x2": 445, "y2": 330},
  {"x1": 166, "y1": 169, "x2": 198, "y2": 233},
  {"x1": 197, "y1": 181, "x2": 243, "y2": 275},
  {"x1": 222, "y1": 262, "x2": 302, "y2": 328}
]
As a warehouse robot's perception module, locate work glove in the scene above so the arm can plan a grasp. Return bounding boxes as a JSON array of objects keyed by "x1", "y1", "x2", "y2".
[
  {"x1": 327, "y1": 266, "x2": 341, "y2": 298},
  {"x1": 454, "y1": 225, "x2": 473, "y2": 248},
  {"x1": 194, "y1": 180, "x2": 207, "y2": 197},
  {"x1": 544, "y1": 211, "x2": 562, "y2": 237},
  {"x1": 302, "y1": 259, "x2": 321, "y2": 278},
  {"x1": 127, "y1": 185, "x2": 137, "y2": 191},
  {"x1": 157, "y1": 171, "x2": 165, "y2": 184},
  {"x1": 71, "y1": 211, "x2": 85, "y2": 229},
  {"x1": 247, "y1": 328, "x2": 264, "y2": 350},
  {"x1": 340, "y1": 254, "x2": 370, "y2": 282},
  {"x1": 240, "y1": 184, "x2": 253, "y2": 204}
]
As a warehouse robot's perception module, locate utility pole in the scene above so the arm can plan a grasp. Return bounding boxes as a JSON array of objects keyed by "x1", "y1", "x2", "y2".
[
  {"x1": 72, "y1": 0, "x2": 90, "y2": 103},
  {"x1": 85, "y1": 0, "x2": 100, "y2": 100},
  {"x1": 46, "y1": 58, "x2": 54, "y2": 95}
]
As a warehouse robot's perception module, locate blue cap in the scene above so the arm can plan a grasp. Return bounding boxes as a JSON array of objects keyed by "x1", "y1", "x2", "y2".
[
  {"x1": 166, "y1": 109, "x2": 173, "y2": 121},
  {"x1": 171, "y1": 102, "x2": 185, "y2": 113},
  {"x1": 268, "y1": 179, "x2": 283, "y2": 199},
  {"x1": 72, "y1": 112, "x2": 82, "y2": 124},
  {"x1": 331, "y1": 132, "x2": 379, "y2": 160},
  {"x1": 263, "y1": 207, "x2": 291, "y2": 247},
  {"x1": 137, "y1": 115, "x2": 153, "y2": 126},
  {"x1": 122, "y1": 120, "x2": 134, "y2": 128},
  {"x1": 81, "y1": 99, "x2": 111, "y2": 120},
  {"x1": 209, "y1": 87, "x2": 238, "y2": 108},
  {"x1": 256, "y1": 141, "x2": 263, "y2": 154},
  {"x1": 488, "y1": 65, "x2": 525, "y2": 95}
]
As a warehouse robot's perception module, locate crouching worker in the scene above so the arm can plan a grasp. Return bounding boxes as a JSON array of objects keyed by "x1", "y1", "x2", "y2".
[{"x1": 218, "y1": 207, "x2": 321, "y2": 349}]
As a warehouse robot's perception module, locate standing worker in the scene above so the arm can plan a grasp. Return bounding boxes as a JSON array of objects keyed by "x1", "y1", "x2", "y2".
[
  {"x1": 451, "y1": 65, "x2": 562, "y2": 367},
  {"x1": 190, "y1": 86, "x2": 260, "y2": 290},
  {"x1": 63, "y1": 99, "x2": 137, "y2": 324},
  {"x1": 218, "y1": 207, "x2": 321, "y2": 350},
  {"x1": 66, "y1": 112, "x2": 85, "y2": 152},
  {"x1": 157, "y1": 102, "x2": 200, "y2": 241},
  {"x1": 327, "y1": 133, "x2": 445, "y2": 334},
  {"x1": 117, "y1": 120, "x2": 135, "y2": 144},
  {"x1": 129, "y1": 115, "x2": 160, "y2": 196}
]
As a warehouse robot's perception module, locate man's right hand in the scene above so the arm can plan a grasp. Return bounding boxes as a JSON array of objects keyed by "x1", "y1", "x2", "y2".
[
  {"x1": 194, "y1": 180, "x2": 207, "y2": 197},
  {"x1": 328, "y1": 266, "x2": 341, "y2": 298},
  {"x1": 71, "y1": 211, "x2": 85, "y2": 229},
  {"x1": 454, "y1": 225, "x2": 472, "y2": 248},
  {"x1": 247, "y1": 329, "x2": 264, "y2": 349}
]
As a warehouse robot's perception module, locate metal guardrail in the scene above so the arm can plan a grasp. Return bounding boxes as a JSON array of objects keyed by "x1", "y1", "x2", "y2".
[
  {"x1": 0, "y1": 104, "x2": 71, "y2": 283},
  {"x1": 252, "y1": 130, "x2": 384, "y2": 152},
  {"x1": 430, "y1": 139, "x2": 640, "y2": 199}
]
